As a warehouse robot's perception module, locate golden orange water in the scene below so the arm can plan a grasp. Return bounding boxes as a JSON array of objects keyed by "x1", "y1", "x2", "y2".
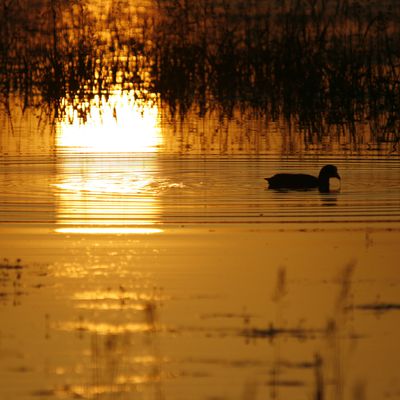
[
  {"x1": 1, "y1": 37, "x2": 400, "y2": 400},
  {"x1": 1, "y1": 0, "x2": 400, "y2": 398}
]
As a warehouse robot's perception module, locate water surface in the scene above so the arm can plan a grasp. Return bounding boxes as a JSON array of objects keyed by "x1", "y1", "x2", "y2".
[
  {"x1": 1, "y1": 105, "x2": 400, "y2": 400},
  {"x1": 1, "y1": 1, "x2": 400, "y2": 397}
]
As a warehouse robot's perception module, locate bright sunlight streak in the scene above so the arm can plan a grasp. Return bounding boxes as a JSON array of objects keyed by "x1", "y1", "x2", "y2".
[
  {"x1": 57, "y1": 90, "x2": 162, "y2": 153},
  {"x1": 55, "y1": 227, "x2": 163, "y2": 235},
  {"x1": 54, "y1": 90, "x2": 163, "y2": 235}
]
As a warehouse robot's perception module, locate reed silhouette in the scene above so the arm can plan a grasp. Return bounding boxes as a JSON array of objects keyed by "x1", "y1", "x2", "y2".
[{"x1": 0, "y1": 0, "x2": 400, "y2": 142}]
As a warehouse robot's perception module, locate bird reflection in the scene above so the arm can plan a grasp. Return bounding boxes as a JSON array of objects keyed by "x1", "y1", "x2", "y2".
[{"x1": 320, "y1": 193, "x2": 338, "y2": 207}]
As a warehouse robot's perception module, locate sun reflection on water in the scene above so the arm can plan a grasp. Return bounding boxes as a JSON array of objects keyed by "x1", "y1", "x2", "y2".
[
  {"x1": 57, "y1": 90, "x2": 162, "y2": 153},
  {"x1": 56, "y1": 227, "x2": 163, "y2": 234},
  {"x1": 54, "y1": 90, "x2": 163, "y2": 234}
]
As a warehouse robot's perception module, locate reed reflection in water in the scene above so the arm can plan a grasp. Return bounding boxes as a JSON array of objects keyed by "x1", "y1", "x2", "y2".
[{"x1": 54, "y1": 90, "x2": 163, "y2": 234}]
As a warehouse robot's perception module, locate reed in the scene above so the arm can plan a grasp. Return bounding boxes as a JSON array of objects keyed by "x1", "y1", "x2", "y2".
[{"x1": 1, "y1": 0, "x2": 399, "y2": 141}]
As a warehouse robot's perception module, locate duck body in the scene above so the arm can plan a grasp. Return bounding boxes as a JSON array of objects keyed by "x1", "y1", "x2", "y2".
[
  {"x1": 266, "y1": 173, "x2": 319, "y2": 189},
  {"x1": 265, "y1": 165, "x2": 340, "y2": 193}
]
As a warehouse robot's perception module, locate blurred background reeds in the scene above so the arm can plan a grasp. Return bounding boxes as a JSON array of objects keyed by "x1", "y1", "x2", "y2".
[{"x1": 1, "y1": 0, "x2": 400, "y2": 141}]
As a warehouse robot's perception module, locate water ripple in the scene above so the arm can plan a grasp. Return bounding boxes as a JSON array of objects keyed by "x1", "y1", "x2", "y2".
[{"x1": 1, "y1": 155, "x2": 399, "y2": 226}]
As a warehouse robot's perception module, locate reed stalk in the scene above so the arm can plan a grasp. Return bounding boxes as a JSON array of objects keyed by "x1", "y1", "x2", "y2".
[{"x1": 0, "y1": 0, "x2": 399, "y2": 141}]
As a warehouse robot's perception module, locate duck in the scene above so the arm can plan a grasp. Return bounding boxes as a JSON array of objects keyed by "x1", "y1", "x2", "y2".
[{"x1": 265, "y1": 165, "x2": 341, "y2": 193}]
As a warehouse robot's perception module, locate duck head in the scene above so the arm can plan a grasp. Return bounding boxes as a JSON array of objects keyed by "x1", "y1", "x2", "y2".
[
  {"x1": 319, "y1": 164, "x2": 340, "y2": 180},
  {"x1": 318, "y1": 164, "x2": 341, "y2": 192}
]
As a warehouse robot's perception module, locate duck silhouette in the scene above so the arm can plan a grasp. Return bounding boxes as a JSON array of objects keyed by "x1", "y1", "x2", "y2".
[{"x1": 265, "y1": 165, "x2": 341, "y2": 193}]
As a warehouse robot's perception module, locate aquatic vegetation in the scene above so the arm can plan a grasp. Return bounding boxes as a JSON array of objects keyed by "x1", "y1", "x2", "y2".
[
  {"x1": 151, "y1": 0, "x2": 400, "y2": 138},
  {"x1": 0, "y1": 258, "x2": 25, "y2": 306},
  {"x1": 0, "y1": 258, "x2": 50, "y2": 306},
  {"x1": 355, "y1": 301, "x2": 400, "y2": 314},
  {"x1": 240, "y1": 262, "x2": 373, "y2": 400},
  {"x1": 1, "y1": 0, "x2": 400, "y2": 142},
  {"x1": 0, "y1": 258, "x2": 23, "y2": 270}
]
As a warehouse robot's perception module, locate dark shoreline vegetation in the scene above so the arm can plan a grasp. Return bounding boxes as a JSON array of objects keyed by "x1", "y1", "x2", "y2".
[{"x1": 1, "y1": 0, "x2": 400, "y2": 144}]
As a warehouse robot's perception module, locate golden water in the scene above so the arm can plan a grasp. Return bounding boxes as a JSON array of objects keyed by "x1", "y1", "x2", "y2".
[{"x1": 1, "y1": 90, "x2": 400, "y2": 400}]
